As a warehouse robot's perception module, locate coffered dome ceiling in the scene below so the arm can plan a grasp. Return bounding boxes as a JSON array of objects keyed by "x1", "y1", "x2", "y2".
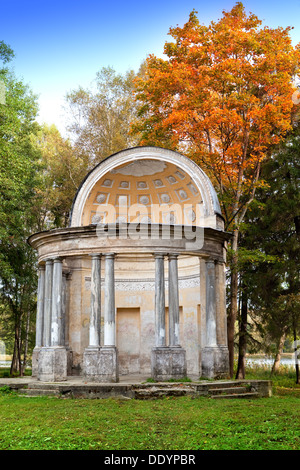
[
  {"x1": 81, "y1": 159, "x2": 203, "y2": 226},
  {"x1": 70, "y1": 147, "x2": 222, "y2": 229}
]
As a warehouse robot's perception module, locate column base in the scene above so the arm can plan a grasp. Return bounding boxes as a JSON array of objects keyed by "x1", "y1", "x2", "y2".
[
  {"x1": 151, "y1": 347, "x2": 187, "y2": 381},
  {"x1": 201, "y1": 346, "x2": 229, "y2": 379},
  {"x1": 37, "y1": 346, "x2": 70, "y2": 382},
  {"x1": 83, "y1": 346, "x2": 119, "y2": 383}
]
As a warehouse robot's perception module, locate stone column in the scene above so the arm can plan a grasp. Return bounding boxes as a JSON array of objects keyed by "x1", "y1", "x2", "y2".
[
  {"x1": 32, "y1": 264, "x2": 45, "y2": 377},
  {"x1": 83, "y1": 254, "x2": 103, "y2": 381},
  {"x1": 154, "y1": 253, "x2": 166, "y2": 347},
  {"x1": 61, "y1": 271, "x2": 67, "y2": 347},
  {"x1": 51, "y1": 257, "x2": 63, "y2": 347},
  {"x1": 38, "y1": 257, "x2": 69, "y2": 382},
  {"x1": 205, "y1": 260, "x2": 217, "y2": 347},
  {"x1": 216, "y1": 261, "x2": 228, "y2": 347},
  {"x1": 62, "y1": 270, "x2": 72, "y2": 376},
  {"x1": 36, "y1": 265, "x2": 45, "y2": 348},
  {"x1": 151, "y1": 252, "x2": 186, "y2": 380},
  {"x1": 43, "y1": 259, "x2": 53, "y2": 347},
  {"x1": 104, "y1": 253, "x2": 116, "y2": 347},
  {"x1": 89, "y1": 254, "x2": 101, "y2": 348},
  {"x1": 96, "y1": 253, "x2": 118, "y2": 382},
  {"x1": 168, "y1": 254, "x2": 180, "y2": 347},
  {"x1": 201, "y1": 258, "x2": 229, "y2": 379}
]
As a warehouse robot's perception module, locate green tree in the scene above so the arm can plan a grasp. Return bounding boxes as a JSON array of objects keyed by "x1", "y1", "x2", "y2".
[
  {"x1": 132, "y1": 4, "x2": 300, "y2": 376},
  {"x1": 32, "y1": 124, "x2": 89, "y2": 229},
  {"x1": 237, "y1": 123, "x2": 300, "y2": 382},
  {"x1": 0, "y1": 42, "x2": 41, "y2": 375},
  {"x1": 65, "y1": 67, "x2": 140, "y2": 167}
]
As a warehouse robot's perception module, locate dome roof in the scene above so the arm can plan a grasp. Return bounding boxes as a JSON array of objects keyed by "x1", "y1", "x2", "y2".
[{"x1": 70, "y1": 147, "x2": 222, "y2": 229}]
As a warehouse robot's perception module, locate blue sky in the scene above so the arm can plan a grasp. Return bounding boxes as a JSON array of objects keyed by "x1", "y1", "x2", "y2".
[{"x1": 1, "y1": 0, "x2": 300, "y2": 135}]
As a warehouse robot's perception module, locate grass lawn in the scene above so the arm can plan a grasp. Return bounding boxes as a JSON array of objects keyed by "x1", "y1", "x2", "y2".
[{"x1": 0, "y1": 365, "x2": 299, "y2": 451}]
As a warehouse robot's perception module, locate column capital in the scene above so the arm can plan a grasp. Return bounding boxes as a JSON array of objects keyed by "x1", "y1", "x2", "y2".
[
  {"x1": 89, "y1": 253, "x2": 102, "y2": 258},
  {"x1": 38, "y1": 263, "x2": 45, "y2": 271},
  {"x1": 104, "y1": 253, "x2": 115, "y2": 259},
  {"x1": 168, "y1": 253, "x2": 180, "y2": 260},
  {"x1": 53, "y1": 257, "x2": 63, "y2": 264},
  {"x1": 205, "y1": 258, "x2": 216, "y2": 265},
  {"x1": 215, "y1": 259, "x2": 226, "y2": 266},
  {"x1": 45, "y1": 258, "x2": 54, "y2": 265},
  {"x1": 198, "y1": 254, "x2": 210, "y2": 261},
  {"x1": 153, "y1": 252, "x2": 167, "y2": 259}
]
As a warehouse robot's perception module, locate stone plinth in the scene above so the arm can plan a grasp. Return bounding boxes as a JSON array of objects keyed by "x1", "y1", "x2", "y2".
[
  {"x1": 151, "y1": 347, "x2": 187, "y2": 381},
  {"x1": 38, "y1": 346, "x2": 70, "y2": 382},
  {"x1": 83, "y1": 346, "x2": 119, "y2": 383},
  {"x1": 201, "y1": 346, "x2": 229, "y2": 379}
]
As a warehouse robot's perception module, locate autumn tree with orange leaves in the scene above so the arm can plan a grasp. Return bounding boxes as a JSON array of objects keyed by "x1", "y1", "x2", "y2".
[{"x1": 132, "y1": 3, "x2": 300, "y2": 377}]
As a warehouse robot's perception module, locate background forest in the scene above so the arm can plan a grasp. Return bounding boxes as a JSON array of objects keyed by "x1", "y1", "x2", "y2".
[{"x1": 0, "y1": 4, "x2": 299, "y2": 382}]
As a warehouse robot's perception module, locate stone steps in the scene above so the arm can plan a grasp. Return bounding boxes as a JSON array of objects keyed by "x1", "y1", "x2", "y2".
[
  {"x1": 134, "y1": 386, "x2": 195, "y2": 399},
  {"x1": 133, "y1": 382, "x2": 259, "y2": 400},
  {"x1": 13, "y1": 379, "x2": 270, "y2": 399},
  {"x1": 206, "y1": 383, "x2": 259, "y2": 399},
  {"x1": 211, "y1": 392, "x2": 259, "y2": 399},
  {"x1": 18, "y1": 388, "x2": 60, "y2": 397},
  {"x1": 209, "y1": 386, "x2": 249, "y2": 395}
]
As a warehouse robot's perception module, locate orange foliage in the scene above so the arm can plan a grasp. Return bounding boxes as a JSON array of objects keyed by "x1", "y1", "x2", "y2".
[{"x1": 133, "y1": 3, "x2": 300, "y2": 230}]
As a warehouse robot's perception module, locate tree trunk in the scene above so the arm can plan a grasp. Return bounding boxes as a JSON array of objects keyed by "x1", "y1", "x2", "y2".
[
  {"x1": 228, "y1": 228, "x2": 239, "y2": 378},
  {"x1": 293, "y1": 326, "x2": 300, "y2": 385},
  {"x1": 10, "y1": 339, "x2": 18, "y2": 376},
  {"x1": 271, "y1": 330, "x2": 287, "y2": 374},
  {"x1": 21, "y1": 310, "x2": 31, "y2": 376},
  {"x1": 17, "y1": 321, "x2": 22, "y2": 376},
  {"x1": 10, "y1": 317, "x2": 22, "y2": 376},
  {"x1": 235, "y1": 287, "x2": 248, "y2": 379}
]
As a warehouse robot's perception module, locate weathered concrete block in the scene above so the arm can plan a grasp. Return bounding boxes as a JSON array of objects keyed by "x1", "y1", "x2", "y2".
[
  {"x1": 201, "y1": 346, "x2": 229, "y2": 379},
  {"x1": 151, "y1": 347, "x2": 187, "y2": 381},
  {"x1": 38, "y1": 347, "x2": 69, "y2": 382},
  {"x1": 83, "y1": 346, "x2": 119, "y2": 383},
  {"x1": 247, "y1": 380, "x2": 273, "y2": 397}
]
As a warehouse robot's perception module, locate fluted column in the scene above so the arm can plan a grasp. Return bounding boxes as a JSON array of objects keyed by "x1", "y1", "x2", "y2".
[
  {"x1": 168, "y1": 253, "x2": 180, "y2": 347},
  {"x1": 32, "y1": 264, "x2": 45, "y2": 377},
  {"x1": 38, "y1": 257, "x2": 71, "y2": 382},
  {"x1": 201, "y1": 258, "x2": 229, "y2": 379},
  {"x1": 216, "y1": 261, "x2": 228, "y2": 347},
  {"x1": 205, "y1": 259, "x2": 217, "y2": 347},
  {"x1": 51, "y1": 257, "x2": 63, "y2": 346},
  {"x1": 43, "y1": 259, "x2": 53, "y2": 347},
  {"x1": 61, "y1": 271, "x2": 67, "y2": 347},
  {"x1": 154, "y1": 253, "x2": 166, "y2": 347},
  {"x1": 152, "y1": 252, "x2": 186, "y2": 380},
  {"x1": 36, "y1": 264, "x2": 45, "y2": 347},
  {"x1": 104, "y1": 253, "x2": 116, "y2": 346},
  {"x1": 88, "y1": 254, "x2": 101, "y2": 347}
]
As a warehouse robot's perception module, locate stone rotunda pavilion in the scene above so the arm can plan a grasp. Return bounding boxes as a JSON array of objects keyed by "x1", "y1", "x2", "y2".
[{"x1": 29, "y1": 147, "x2": 231, "y2": 382}]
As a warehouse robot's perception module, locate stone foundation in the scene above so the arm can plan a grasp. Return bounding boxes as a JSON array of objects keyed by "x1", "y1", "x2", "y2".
[
  {"x1": 38, "y1": 346, "x2": 70, "y2": 382},
  {"x1": 151, "y1": 347, "x2": 187, "y2": 381},
  {"x1": 83, "y1": 346, "x2": 119, "y2": 382},
  {"x1": 201, "y1": 346, "x2": 229, "y2": 379}
]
